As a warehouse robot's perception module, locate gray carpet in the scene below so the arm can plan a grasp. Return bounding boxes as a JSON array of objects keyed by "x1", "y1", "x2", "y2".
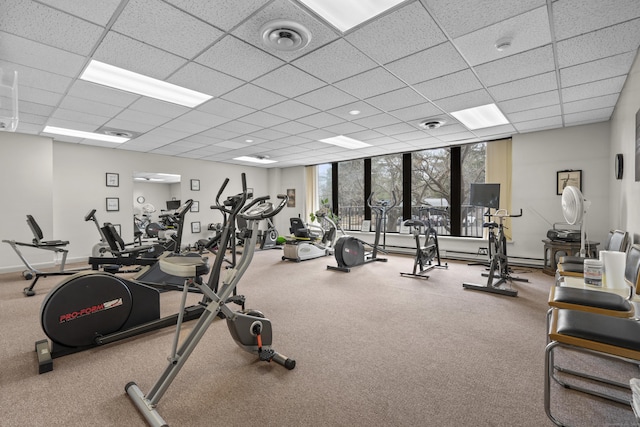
[{"x1": 0, "y1": 250, "x2": 636, "y2": 426}]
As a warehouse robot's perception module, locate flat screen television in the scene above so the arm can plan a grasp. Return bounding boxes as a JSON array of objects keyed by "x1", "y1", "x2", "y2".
[
  {"x1": 470, "y1": 183, "x2": 500, "y2": 209},
  {"x1": 166, "y1": 200, "x2": 181, "y2": 210}
]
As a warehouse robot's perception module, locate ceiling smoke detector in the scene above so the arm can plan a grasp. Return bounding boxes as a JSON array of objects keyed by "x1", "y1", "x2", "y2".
[
  {"x1": 495, "y1": 37, "x2": 512, "y2": 52},
  {"x1": 260, "y1": 20, "x2": 311, "y2": 52},
  {"x1": 419, "y1": 118, "x2": 446, "y2": 130},
  {"x1": 104, "y1": 130, "x2": 134, "y2": 138}
]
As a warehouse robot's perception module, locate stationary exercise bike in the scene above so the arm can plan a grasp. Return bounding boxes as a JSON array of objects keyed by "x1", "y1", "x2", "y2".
[
  {"x1": 328, "y1": 192, "x2": 396, "y2": 273},
  {"x1": 462, "y1": 209, "x2": 528, "y2": 297},
  {"x1": 259, "y1": 217, "x2": 280, "y2": 250},
  {"x1": 400, "y1": 206, "x2": 448, "y2": 279},
  {"x1": 126, "y1": 174, "x2": 294, "y2": 427},
  {"x1": 33, "y1": 183, "x2": 248, "y2": 374}
]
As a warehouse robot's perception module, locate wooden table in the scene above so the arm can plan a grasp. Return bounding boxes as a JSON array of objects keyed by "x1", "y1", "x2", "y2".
[{"x1": 542, "y1": 239, "x2": 599, "y2": 276}]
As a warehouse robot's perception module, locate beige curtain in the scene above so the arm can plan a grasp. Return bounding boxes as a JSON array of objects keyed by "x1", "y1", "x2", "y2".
[
  {"x1": 485, "y1": 138, "x2": 513, "y2": 240},
  {"x1": 305, "y1": 166, "x2": 317, "y2": 223}
]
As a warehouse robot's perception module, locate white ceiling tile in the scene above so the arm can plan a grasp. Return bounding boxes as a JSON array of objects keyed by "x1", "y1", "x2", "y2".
[
  {"x1": 346, "y1": 129, "x2": 386, "y2": 141},
  {"x1": 498, "y1": 90, "x2": 560, "y2": 114},
  {"x1": 93, "y1": 31, "x2": 187, "y2": 80},
  {"x1": 345, "y1": 2, "x2": 446, "y2": 64},
  {"x1": 562, "y1": 94, "x2": 619, "y2": 115},
  {"x1": 59, "y1": 95, "x2": 124, "y2": 118},
  {"x1": 413, "y1": 69, "x2": 483, "y2": 101},
  {"x1": 506, "y1": 104, "x2": 561, "y2": 123},
  {"x1": 334, "y1": 67, "x2": 405, "y2": 99},
  {"x1": 298, "y1": 129, "x2": 336, "y2": 141},
  {"x1": 103, "y1": 118, "x2": 158, "y2": 133},
  {"x1": 18, "y1": 122, "x2": 46, "y2": 134},
  {"x1": 453, "y1": 6, "x2": 551, "y2": 66},
  {"x1": 215, "y1": 140, "x2": 249, "y2": 149},
  {"x1": 113, "y1": 108, "x2": 171, "y2": 127},
  {"x1": 366, "y1": 87, "x2": 426, "y2": 112},
  {"x1": 0, "y1": 61, "x2": 72, "y2": 93},
  {"x1": 221, "y1": 84, "x2": 287, "y2": 109},
  {"x1": 166, "y1": 0, "x2": 269, "y2": 31},
  {"x1": 19, "y1": 112, "x2": 48, "y2": 126},
  {"x1": 247, "y1": 128, "x2": 290, "y2": 140},
  {"x1": 20, "y1": 86, "x2": 64, "y2": 106},
  {"x1": 432, "y1": 89, "x2": 494, "y2": 112},
  {"x1": 323, "y1": 121, "x2": 367, "y2": 135},
  {"x1": 196, "y1": 98, "x2": 255, "y2": 120},
  {"x1": 263, "y1": 99, "x2": 320, "y2": 120},
  {"x1": 374, "y1": 122, "x2": 417, "y2": 136},
  {"x1": 238, "y1": 111, "x2": 289, "y2": 128},
  {"x1": 474, "y1": 45, "x2": 555, "y2": 86},
  {"x1": 393, "y1": 130, "x2": 431, "y2": 142},
  {"x1": 353, "y1": 113, "x2": 400, "y2": 129},
  {"x1": 269, "y1": 136, "x2": 311, "y2": 146},
  {"x1": 389, "y1": 103, "x2": 444, "y2": 123},
  {"x1": 426, "y1": 123, "x2": 468, "y2": 136},
  {"x1": 38, "y1": 0, "x2": 121, "y2": 25},
  {"x1": 168, "y1": 62, "x2": 243, "y2": 97},
  {"x1": 556, "y1": 19, "x2": 640, "y2": 68},
  {"x1": 513, "y1": 116, "x2": 563, "y2": 132},
  {"x1": 66, "y1": 81, "x2": 140, "y2": 108},
  {"x1": 559, "y1": 52, "x2": 637, "y2": 87},
  {"x1": 472, "y1": 124, "x2": 517, "y2": 137},
  {"x1": 252, "y1": 65, "x2": 325, "y2": 98},
  {"x1": 201, "y1": 128, "x2": 242, "y2": 140},
  {"x1": 160, "y1": 118, "x2": 211, "y2": 134},
  {"x1": 293, "y1": 38, "x2": 377, "y2": 84},
  {"x1": 1, "y1": 1, "x2": 104, "y2": 55},
  {"x1": 231, "y1": 0, "x2": 339, "y2": 62},
  {"x1": 552, "y1": 0, "x2": 640, "y2": 41},
  {"x1": 564, "y1": 107, "x2": 614, "y2": 125},
  {"x1": 195, "y1": 35, "x2": 284, "y2": 81},
  {"x1": 295, "y1": 85, "x2": 358, "y2": 111},
  {"x1": 297, "y1": 112, "x2": 344, "y2": 128},
  {"x1": 268, "y1": 121, "x2": 316, "y2": 135},
  {"x1": 561, "y1": 76, "x2": 626, "y2": 103},
  {"x1": 386, "y1": 42, "x2": 469, "y2": 85},
  {"x1": 217, "y1": 120, "x2": 263, "y2": 135},
  {"x1": 487, "y1": 72, "x2": 558, "y2": 101},
  {"x1": 112, "y1": 0, "x2": 224, "y2": 58},
  {"x1": 17, "y1": 100, "x2": 55, "y2": 117},
  {"x1": 0, "y1": 32, "x2": 85, "y2": 77},
  {"x1": 129, "y1": 97, "x2": 190, "y2": 118}
]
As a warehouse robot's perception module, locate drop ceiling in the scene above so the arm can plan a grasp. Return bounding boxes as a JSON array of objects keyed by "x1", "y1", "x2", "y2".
[{"x1": 1, "y1": 0, "x2": 639, "y2": 168}]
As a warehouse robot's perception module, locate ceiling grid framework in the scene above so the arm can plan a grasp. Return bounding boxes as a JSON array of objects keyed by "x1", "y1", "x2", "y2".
[{"x1": 0, "y1": 0, "x2": 639, "y2": 167}]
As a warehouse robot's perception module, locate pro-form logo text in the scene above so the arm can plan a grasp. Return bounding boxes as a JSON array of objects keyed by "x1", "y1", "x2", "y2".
[{"x1": 59, "y1": 298, "x2": 123, "y2": 323}]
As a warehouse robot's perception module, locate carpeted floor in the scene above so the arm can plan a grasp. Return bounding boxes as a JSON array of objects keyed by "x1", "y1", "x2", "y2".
[{"x1": 0, "y1": 250, "x2": 636, "y2": 426}]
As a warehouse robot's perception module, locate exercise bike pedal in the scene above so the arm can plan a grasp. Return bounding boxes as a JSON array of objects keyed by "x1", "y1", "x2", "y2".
[{"x1": 259, "y1": 348, "x2": 276, "y2": 362}]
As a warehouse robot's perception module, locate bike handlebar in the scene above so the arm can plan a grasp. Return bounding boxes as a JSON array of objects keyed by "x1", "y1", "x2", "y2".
[
  {"x1": 367, "y1": 191, "x2": 397, "y2": 210},
  {"x1": 239, "y1": 194, "x2": 288, "y2": 221}
]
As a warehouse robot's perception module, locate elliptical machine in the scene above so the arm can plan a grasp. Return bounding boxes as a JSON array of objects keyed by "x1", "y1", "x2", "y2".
[
  {"x1": 126, "y1": 174, "x2": 294, "y2": 427},
  {"x1": 400, "y1": 206, "x2": 448, "y2": 279},
  {"x1": 327, "y1": 191, "x2": 396, "y2": 273}
]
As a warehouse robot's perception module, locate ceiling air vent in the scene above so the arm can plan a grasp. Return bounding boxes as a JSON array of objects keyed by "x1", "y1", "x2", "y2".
[
  {"x1": 97, "y1": 126, "x2": 140, "y2": 139},
  {"x1": 418, "y1": 118, "x2": 447, "y2": 130},
  {"x1": 260, "y1": 20, "x2": 311, "y2": 52}
]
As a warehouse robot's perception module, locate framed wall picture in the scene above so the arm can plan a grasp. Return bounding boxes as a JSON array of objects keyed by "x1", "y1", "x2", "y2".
[
  {"x1": 191, "y1": 221, "x2": 201, "y2": 233},
  {"x1": 556, "y1": 170, "x2": 582, "y2": 195},
  {"x1": 106, "y1": 197, "x2": 120, "y2": 211},
  {"x1": 286, "y1": 188, "x2": 295, "y2": 207},
  {"x1": 190, "y1": 201, "x2": 199, "y2": 212},
  {"x1": 106, "y1": 172, "x2": 119, "y2": 187},
  {"x1": 190, "y1": 179, "x2": 200, "y2": 191}
]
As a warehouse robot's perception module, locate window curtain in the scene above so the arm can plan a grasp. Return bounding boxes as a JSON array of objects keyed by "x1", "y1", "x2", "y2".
[
  {"x1": 305, "y1": 165, "x2": 317, "y2": 223},
  {"x1": 485, "y1": 138, "x2": 513, "y2": 240}
]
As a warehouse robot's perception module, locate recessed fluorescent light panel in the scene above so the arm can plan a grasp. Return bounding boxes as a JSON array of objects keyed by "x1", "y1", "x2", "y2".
[
  {"x1": 80, "y1": 60, "x2": 212, "y2": 108},
  {"x1": 234, "y1": 156, "x2": 277, "y2": 164},
  {"x1": 299, "y1": 0, "x2": 404, "y2": 32},
  {"x1": 320, "y1": 135, "x2": 371, "y2": 149},
  {"x1": 43, "y1": 125, "x2": 129, "y2": 143},
  {"x1": 450, "y1": 103, "x2": 509, "y2": 130}
]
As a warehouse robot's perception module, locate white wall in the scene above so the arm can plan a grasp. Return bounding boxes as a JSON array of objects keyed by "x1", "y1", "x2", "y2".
[{"x1": 610, "y1": 50, "x2": 640, "y2": 243}]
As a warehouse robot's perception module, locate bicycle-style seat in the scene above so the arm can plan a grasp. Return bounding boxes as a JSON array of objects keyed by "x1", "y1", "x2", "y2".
[
  {"x1": 404, "y1": 219, "x2": 426, "y2": 228},
  {"x1": 483, "y1": 222, "x2": 498, "y2": 229}
]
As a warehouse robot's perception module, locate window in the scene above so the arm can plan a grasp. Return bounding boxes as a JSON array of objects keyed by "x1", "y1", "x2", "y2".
[
  {"x1": 460, "y1": 142, "x2": 487, "y2": 237},
  {"x1": 411, "y1": 147, "x2": 451, "y2": 235},
  {"x1": 316, "y1": 163, "x2": 332, "y2": 209},
  {"x1": 337, "y1": 159, "x2": 364, "y2": 231},
  {"x1": 371, "y1": 154, "x2": 403, "y2": 232}
]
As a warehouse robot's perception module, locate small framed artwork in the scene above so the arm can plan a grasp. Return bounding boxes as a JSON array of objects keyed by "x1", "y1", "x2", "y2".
[
  {"x1": 190, "y1": 179, "x2": 200, "y2": 191},
  {"x1": 190, "y1": 201, "x2": 199, "y2": 212},
  {"x1": 286, "y1": 188, "x2": 295, "y2": 207},
  {"x1": 106, "y1": 172, "x2": 119, "y2": 187},
  {"x1": 247, "y1": 188, "x2": 254, "y2": 199},
  {"x1": 191, "y1": 221, "x2": 201, "y2": 233},
  {"x1": 557, "y1": 170, "x2": 582, "y2": 195},
  {"x1": 106, "y1": 197, "x2": 120, "y2": 212}
]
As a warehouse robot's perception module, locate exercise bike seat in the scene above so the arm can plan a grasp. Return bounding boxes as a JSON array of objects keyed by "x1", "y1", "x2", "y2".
[
  {"x1": 483, "y1": 222, "x2": 498, "y2": 229},
  {"x1": 404, "y1": 219, "x2": 426, "y2": 228},
  {"x1": 159, "y1": 255, "x2": 210, "y2": 278}
]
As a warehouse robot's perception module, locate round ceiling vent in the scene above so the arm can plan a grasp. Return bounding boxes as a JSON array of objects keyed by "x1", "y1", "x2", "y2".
[
  {"x1": 104, "y1": 130, "x2": 134, "y2": 138},
  {"x1": 419, "y1": 118, "x2": 447, "y2": 130},
  {"x1": 260, "y1": 20, "x2": 311, "y2": 52}
]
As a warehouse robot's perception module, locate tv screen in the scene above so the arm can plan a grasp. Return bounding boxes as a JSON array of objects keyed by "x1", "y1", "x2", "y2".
[
  {"x1": 470, "y1": 183, "x2": 500, "y2": 209},
  {"x1": 166, "y1": 200, "x2": 181, "y2": 210}
]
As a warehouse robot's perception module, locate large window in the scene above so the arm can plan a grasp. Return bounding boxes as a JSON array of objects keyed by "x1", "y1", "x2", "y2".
[
  {"x1": 317, "y1": 163, "x2": 332, "y2": 208},
  {"x1": 337, "y1": 159, "x2": 364, "y2": 231},
  {"x1": 411, "y1": 148, "x2": 451, "y2": 235},
  {"x1": 461, "y1": 143, "x2": 486, "y2": 237},
  {"x1": 371, "y1": 154, "x2": 403, "y2": 232}
]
